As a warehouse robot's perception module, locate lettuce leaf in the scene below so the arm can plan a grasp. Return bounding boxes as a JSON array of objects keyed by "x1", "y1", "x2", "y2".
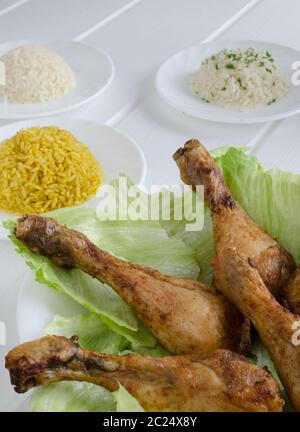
[
  {"x1": 45, "y1": 313, "x2": 129, "y2": 354},
  {"x1": 10, "y1": 147, "x2": 300, "y2": 412},
  {"x1": 8, "y1": 203, "x2": 199, "y2": 348},
  {"x1": 50, "y1": 206, "x2": 199, "y2": 280},
  {"x1": 10, "y1": 234, "x2": 154, "y2": 347},
  {"x1": 161, "y1": 201, "x2": 214, "y2": 283},
  {"x1": 216, "y1": 148, "x2": 300, "y2": 261},
  {"x1": 6, "y1": 177, "x2": 199, "y2": 412},
  {"x1": 29, "y1": 382, "x2": 116, "y2": 412},
  {"x1": 29, "y1": 381, "x2": 144, "y2": 413},
  {"x1": 114, "y1": 385, "x2": 144, "y2": 412},
  {"x1": 251, "y1": 337, "x2": 282, "y2": 387}
]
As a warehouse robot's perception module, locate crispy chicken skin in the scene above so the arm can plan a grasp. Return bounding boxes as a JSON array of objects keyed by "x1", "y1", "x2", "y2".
[
  {"x1": 213, "y1": 248, "x2": 300, "y2": 411},
  {"x1": 14, "y1": 215, "x2": 249, "y2": 356},
  {"x1": 5, "y1": 335, "x2": 283, "y2": 412},
  {"x1": 284, "y1": 266, "x2": 300, "y2": 315},
  {"x1": 173, "y1": 139, "x2": 295, "y2": 296}
]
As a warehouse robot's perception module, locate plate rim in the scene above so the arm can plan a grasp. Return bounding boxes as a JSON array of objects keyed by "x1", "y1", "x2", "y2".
[
  {"x1": 155, "y1": 39, "x2": 300, "y2": 124},
  {"x1": 0, "y1": 117, "x2": 147, "y2": 232},
  {"x1": 0, "y1": 39, "x2": 115, "y2": 119}
]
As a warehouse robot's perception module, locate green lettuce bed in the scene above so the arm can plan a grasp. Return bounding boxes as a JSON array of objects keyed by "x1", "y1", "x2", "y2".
[{"x1": 7, "y1": 147, "x2": 300, "y2": 411}]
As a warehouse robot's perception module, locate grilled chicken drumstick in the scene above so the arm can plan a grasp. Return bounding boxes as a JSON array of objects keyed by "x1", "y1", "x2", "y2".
[
  {"x1": 284, "y1": 266, "x2": 300, "y2": 315},
  {"x1": 14, "y1": 215, "x2": 249, "y2": 356},
  {"x1": 6, "y1": 335, "x2": 283, "y2": 412},
  {"x1": 214, "y1": 248, "x2": 300, "y2": 411},
  {"x1": 173, "y1": 139, "x2": 295, "y2": 296}
]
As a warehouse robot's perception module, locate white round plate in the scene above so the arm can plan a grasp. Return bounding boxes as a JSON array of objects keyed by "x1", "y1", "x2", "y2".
[
  {"x1": 0, "y1": 40, "x2": 114, "y2": 119},
  {"x1": 0, "y1": 117, "x2": 147, "y2": 228},
  {"x1": 156, "y1": 40, "x2": 300, "y2": 124}
]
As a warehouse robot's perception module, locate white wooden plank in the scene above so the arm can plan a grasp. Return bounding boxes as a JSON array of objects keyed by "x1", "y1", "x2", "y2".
[
  {"x1": 74, "y1": 0, "x2": 144, "y2": 42},
  {"x1": 71, "y1": 0, "x2": 253, "y2": 123},
  {"x1": 223, "y1": 0, "x2": 300, "y2": 173},
  {"x1": 250, "y1": 116, "x2": 300, "y2": 174},
  {"x1": 225, "y1": 0, "x2": 300, "y2": 50},
  {"x1": 0, "y1": 0, "x2": 135, "y2": 41},
  {"x1": 2, "y1": 2, "x2": 300, "y2": 413},
  {"x1": 117, "y1": 94, "x2": 262, "y2": 186},
  {"x1": 72, "y1": 0, "x2": 262, "y2": 184},
  {"x1": 116, "y1": 0, "x2": 300, "y2": 185},
  {"x1": 0, "y1": 0, "x2": 281, "y2": 412},
  {"x1": 0, "y1": 0, "x2": 16, "y2": 6},
  {"x1": 0, "y1": 0, "x2": 28, "y2": 14}
]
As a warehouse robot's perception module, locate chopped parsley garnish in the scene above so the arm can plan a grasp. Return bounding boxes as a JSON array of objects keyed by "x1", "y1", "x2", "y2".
[
  {"x1": 237, "y1": 77, "x2": 246, "y2": 90},
  {"x1": 193, "y1": 48, "x2": 285, "y2": 107}
]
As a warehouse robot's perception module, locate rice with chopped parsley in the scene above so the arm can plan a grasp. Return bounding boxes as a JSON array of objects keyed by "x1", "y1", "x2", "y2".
[{"x1": 190, "y1": 48, "x2": 288, "y2": 109}]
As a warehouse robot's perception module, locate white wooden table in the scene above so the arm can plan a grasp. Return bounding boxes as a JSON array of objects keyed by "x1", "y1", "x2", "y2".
[{"x1": 1, "y1": 0, "x2": 300, "y2": 411}]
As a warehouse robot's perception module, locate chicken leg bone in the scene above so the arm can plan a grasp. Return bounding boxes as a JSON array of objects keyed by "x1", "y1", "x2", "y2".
[
  {"x1": 213, "y1": 247, "x2": 300, "y2": 411},
  {"x1": 6, "y1": 335, "x2": 283, "y2": 412},
  {"x1": 14, "y1": 215, "x2": 249, "y2": 356},
  {"x1": 173, "y1": 139, "x2": 295, "y2": 296}
]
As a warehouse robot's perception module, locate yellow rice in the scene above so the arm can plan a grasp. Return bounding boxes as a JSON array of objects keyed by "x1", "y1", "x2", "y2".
[{"x1": 0, "y1": 126, "x2": 103, "y2": 214}]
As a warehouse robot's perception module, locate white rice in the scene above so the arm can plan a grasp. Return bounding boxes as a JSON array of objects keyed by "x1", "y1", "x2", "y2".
[
  {"x1": 0, "y1": 44, "x2": 76, "y2": 104},
  {"x1": 190, "y1": 48, "x2": 288, "y2": 109}
]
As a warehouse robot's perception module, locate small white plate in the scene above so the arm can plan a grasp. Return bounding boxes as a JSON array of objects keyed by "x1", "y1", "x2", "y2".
[
  {"x1": 0, "y1": 40, "x2": 114, "y2": 119},
  {"x1": 156, "y1": 40, "x2": 300, "y2": 124},
  {"x1": 0, "y1": 117, "x2": 147, "y2": 228}
]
